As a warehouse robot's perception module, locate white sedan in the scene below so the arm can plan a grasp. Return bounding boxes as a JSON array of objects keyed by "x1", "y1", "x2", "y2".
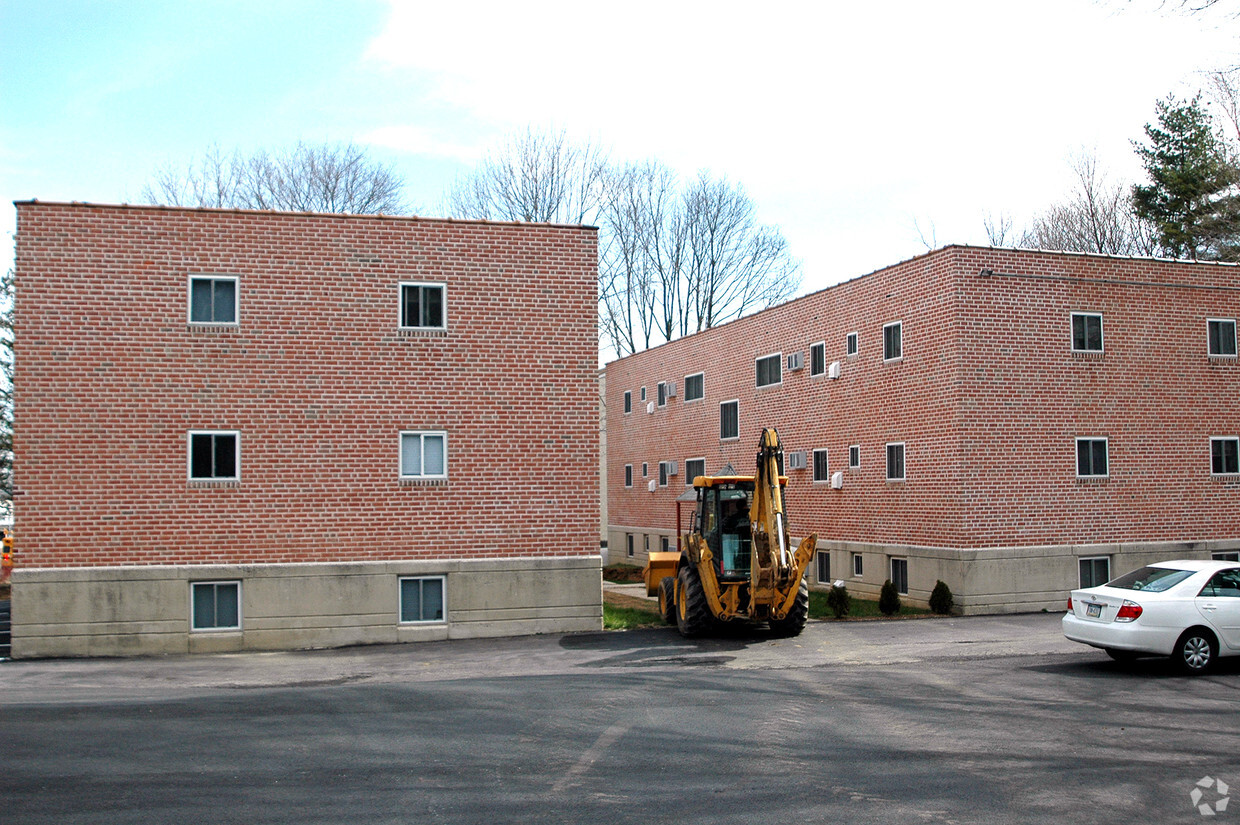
[{"x1": 1063, "y1": 559, "x2": 1240, "y2": 674}]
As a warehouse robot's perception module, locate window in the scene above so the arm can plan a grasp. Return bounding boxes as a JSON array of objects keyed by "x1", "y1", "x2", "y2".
[
  {"x1": 852, "y1": 553, "x2": 863, "y2": 577},
  {"x1": 684, "y1": 373, "x2": 704, "y2": 402},
  {"x1": 1071, "y1": 312, "x2": 1103, "y2": 353},
  {"x1": 685, "y1": 458, "x2": 705, "y2": 485},
  {"x1": 640, "y1": 386, "x2": 647, "y2": 402},
  {"x1": 720, "y1": 400, "x2": 739, "y2": 440},
  {"x1": 1200, "y1": 568, "x2": 1240, "y2": 598},
  {"x1": 813, "y1": 448, "x2": 830, "y2": 482},
  {"x1": 659, "y1": 461, "x2": 669, "y2": 487},
  {"x1": 191, "y1": 581, "x2": 240, "y2": 631},
  {"x1": 644, "y1": 535, "x2": 650, "y2": 554},
  {"x1": 624, "y1": 464, "x2": 633, "y2": 488},
  {"x1": 810, "y1": 342, "x2": 826, "y2": 377},
  {"x1": 400, "y1": 431, "x2": 447, "y2": 479},
  {"x1": 657, "y1": 382, "x2": 667, "y2": 407},
  {"x1": 756, "y1": 353, "x2": 782, "y2": 388},
  {"x1": 1212, "y1": 437, "x2": 1239, "y2": 476},
  {"x1": 188, "y1": 276, "x2": 238, "y2": 325},
  {"x1": 1076, "y1": 438, "x2": 1109, "y2": 478},
  {"x1": 660, "y1": 536, "x2": 671, "y2": 553},
  {"x1": 400, "y1": 282, "x2": 446, "y2": 330},
  {"x1": 400, "y1": 576, "x2": 445, "y2": 623},
  {"x1": 642, "y1": 462, "x2": 648, "y2": 478},
  {"x1": 1213, "y1": 552, "x2": 1240, "y2": 562},
  {"x1": 891, "y1": 558, "x2": 909, "y2": 595},
  {"x1": 623, "y1": 391, "x2": 632, "y2": 414},
  {"x1": 883, "y1": 322, "x2": 902, "y2": 361},
  {"x1": 188, "y1": 431, "x2": 239, "y2": 481},
  {"x1": 1208, "y1": 319, "x2": 1237, "y2": 357},
  {"x1": 846, "y1": 331, "x2": 859, "y2": 357},
  {"x1": 886, "y1": 443, "x2": 906, "y2": 482},
  {"x1": 848, "y1": 445, "x2": 860, "y2": 470},
  {"x1": 626, "y1": 534, "x2": 634, "y2": 557},
  {"x1": 816, "y1": 551, "x2": 831, "y2": 584},
  {"x1": 1079, "y1": 557, "x2": 1110, "y2": 589}
]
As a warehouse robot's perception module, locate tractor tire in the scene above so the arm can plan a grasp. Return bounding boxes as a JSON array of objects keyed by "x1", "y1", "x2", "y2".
[
  {"x1": 768, "y1": 577, "x2": 810, "y2": 638},
  {"x1": 658, "y1": 576, "x2": 677, "y2": 625},
  {"x1": 676, "y1": 564, "x2": 716, "y2": 638}
]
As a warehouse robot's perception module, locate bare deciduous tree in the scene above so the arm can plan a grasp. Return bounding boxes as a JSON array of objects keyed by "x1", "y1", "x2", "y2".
[{"x1": 143, "y1": 141, "x2": 409, "y2": 215}]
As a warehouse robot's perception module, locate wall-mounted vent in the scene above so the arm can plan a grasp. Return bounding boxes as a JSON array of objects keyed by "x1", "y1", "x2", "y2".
[
  {"x1": 828, "y1": 361, "x2": 842, "y2": 380},
  {"x1": 667, "y1": 382, "x2": 677, "y2": 398},
  {"x1": 647, "y1": 401, "x2": 655, "y2": 414},
  {"x1": 831, "y1": 471, "x2": 844, "y2": 489},
  {"x1": 648, "y1": 479, "x2": 657, "y2": 492},
  {"x1": 787, "y1": 352, "x2": 805, "y2": 372},
  {"x1": 667, "y1": 461, "x2": 678, "y2": 476},
  {"x1": 787, "y1": 450, "x2": 807, "y2": 470}
]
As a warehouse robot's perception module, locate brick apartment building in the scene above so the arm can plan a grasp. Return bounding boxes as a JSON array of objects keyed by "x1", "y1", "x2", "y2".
[
  {"x1": 13, "y1": 201, "x2": 601, "y2": 657},
  {"x1": 605, "y1": 246, "x2": 1240, "y2": 613}
]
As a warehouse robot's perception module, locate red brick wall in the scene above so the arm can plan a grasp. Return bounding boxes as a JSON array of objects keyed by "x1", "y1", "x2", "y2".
[
  {"x1": 606, "y1": 246, "x2": 1240, "y2": 550},
  {"x1": 15, "y1": 202, "x2": 599, "y2": 567}
]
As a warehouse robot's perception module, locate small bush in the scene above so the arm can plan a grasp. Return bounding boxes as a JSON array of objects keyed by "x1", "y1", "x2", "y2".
[
  {"x1": 826, "y1": 583, "x2": 851, "y2": 619},
  {"x1": 929, "y1": 580, "x2": 954, "y2": 615},
  {"x1": 878, "y1": 580, "x2": 901, "y2": 616}
]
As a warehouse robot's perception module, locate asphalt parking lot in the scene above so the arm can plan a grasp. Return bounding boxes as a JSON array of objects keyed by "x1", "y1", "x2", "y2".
[{"x1": 3, "y1": 613, "x2": 1238, "y2": 824}]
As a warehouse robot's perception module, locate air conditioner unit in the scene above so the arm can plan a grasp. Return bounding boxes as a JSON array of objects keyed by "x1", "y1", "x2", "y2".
[
  {"x1": 828, "y1": 361, "x2": 842, "y2": 380},
  {"x1": 647, "y1": 401, "x2": 655, "y2": 414},
  {"x1": 787, "y1": 352, "x2": 805, "y2": 372},
  {"x1": 787, "y1": 450, "x2": 807, "y2": 470},
  {"x1": 667, "y1": 382, "x2": 677, "y2": 398},
  {"x1": 647, "y1": 479, "x2": 657, "y2": 492},
  {"x1": 831, "y1": 471, "x2": 844, "y2": 489},
  {"x1": 668, "y1": 461, "x2": 678, "y2": 476}
]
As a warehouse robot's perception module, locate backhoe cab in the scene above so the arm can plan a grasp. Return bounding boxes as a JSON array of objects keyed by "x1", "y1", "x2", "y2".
[{"x1": 644, "y1": 428, "x2": 818, "y2": 637}]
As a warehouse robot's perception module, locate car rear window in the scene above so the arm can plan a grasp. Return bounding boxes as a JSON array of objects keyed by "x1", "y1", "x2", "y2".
[{"x1": 1105, "y1": 566, "x2": 1195, "y2": 592}]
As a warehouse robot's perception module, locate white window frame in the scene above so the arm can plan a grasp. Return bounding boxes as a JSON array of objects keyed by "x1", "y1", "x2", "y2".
[
  {"x1": 755, "y1": 353, "x2": 782, "y2": 388},
  {"x1": 809, "y1": 342, "x2": 826, "y2": 377},
  {"x1": 640, "y1": 386, "x2": 647, "y2": 402},
  {"x1": 626, "y1": 534, "x2": 634, "y2": 557},
  {"x1": 400, "y1": 430, "x2": 448, "y2": 480},
  {"x1": 399, "y1": 281, "x2": 447, "y2": 331},
  {"x1": 852, "y1": 553, "x2": 863, "y2": 577},
  {"x1": 187, "y1": 275, "x2": 239, "y2": 326},
  {"x1": 623, "y1": 390, "x2": 632, "y2": 415},
  {"x1": 1208, "y1": 318, "x2": 1237, "y2": 358},
  {"x1": 624, "y1": 464, "x2": 633, "y2": 488},
  {"x1": 190, "y1": 580, "x2": 242, "y2": 631},
  {"x1": 658, "y1": 461, "x2": 669, "y2": 487},
  {"x1": 890, "y1": 557, "x2": 909, "y2": 595},
  {"x1": 1071, "y1": 312, "x2": 1104, "y2": 354},
  {"x1": 885, "y1": 442, "x2": 906, "y2": 482},
  {"x1": 399, "y1": 575, "x2": 446, "y2": 624},
  {"x1": 1079, "y1": 556, "x2": 1111, "y2": 589},
  {"x1": 1076, "y1": 437, "x2": 1109, "y2": 479},
  {"x1": 846, "y1": 331, "x2": 859, "y2": 357},
  {"x1": 683, "y1": 372, "x2": 705, "y2": 403},
  {"x1": 720, "y1": 399, "x2": 740, "y2": 441},
  {"x1": 685, "y1": 457, "x2": 706, "y2": 485},
  {"x1": 642, "y1": 462, "x2": 648, "y2": 478},
  {"x1": 816, "y1": 550, "x2": 831, "y2": 584},
  {"x1": 1211, "y1": 437, "x2": 1240, "y2": 477},
  {"x1": 657, "y1": 381, "x2": 667, "y2": 408},
  {"x1": 812, "y1": 448, "x2": 830, "y2": 483},
  {"x1": 848, "y1": 445, "x2": 861, "y2": 470},
  {"x1": 883, "y1": 321, "x2": 903, "y2": 363},
  {"x1": 187, "y1": 430, "x2": 240, "y2": 482}
]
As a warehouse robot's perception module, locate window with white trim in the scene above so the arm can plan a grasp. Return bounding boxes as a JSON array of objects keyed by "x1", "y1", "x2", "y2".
[
  {"x1": 624, "y1": 464, "x2": 633, "y2": 488},
  {"x1": 816, "y1": 551, "x2": 831, "y2": 584},
  {"x1": 189, "y1": 431, "x2": 239, "y2": 481},
  {"x1": 1076, "y1": 438, "x2": 1108, "y2": 478},
  {"x1": 1208, "y1": 319, "x2": 1237, "y2": 358},
  {"x1": 189, "y1": 276, "x2": 238, "y2": 325},
  {"x1": 623, "y1": 391, "x2": 632, "y2": 414},
  {"x1": 846, "y1": 331, "x2": 858, "y2": 357},
  {"x1": 685, "y1": 457, "x2": 705, "y2": 485},
  {"x1": 890, "y1": 557, "x2": 909, "y2": 595},
  {"x1": 400, "y1": 431, "x2": 447, "y2": 479},
  {"x1": 658, "y1": 461, "x2": 669, "y2": 487},
  {"x1": 191, "y1": 581, "x2": 240, "y2": 631},
  {"x1": 626, "y1": 534, "x2": 634, "y2": 557},
  {"x1": 885, "y1": 442, "x2": 905, "y2": 482},
  {"x1": 683, "y1": 372, "x2": 704, "y2": 402},
  {"x1": 852, "y1": 553, "x2": 863, "y2": 577},
  {"x1": 848, "y1": 445, "x2": 860, "y2": 470},
  {"x1": 812, "y1": 448, "x2": 830, "y2": 482},
  {"x1": 1071, "y1": 312, "x2": 1103, "y2": 353},
  {"x1": 883, "y1": 322, "x2": 902, "y2": 361},
  {"x1": 399, "y1": 576, "x2": 445, "y2": 623},
  {"x1": 642, "y1": 462, "x2": 648, "y2": 478},
  {"x1": 756, "y1": 353, "x2": 782, "y2": 388},
  {"x1": 400, "y1": 282, "x2": 446, "y2": 330},
  {"x1": 720, "y1": 400, "x2": 739, "y2": 440},
  {"x1": 1212, "y1": 437, "x2": 1239, "y2": 476},
  {"x1": 810, "y1": 342, "x2": 826, "y2": 377},
  {"x1": 657, "y1": 382, "x2": 667, "y2": 407},
  {"x1": 1079, "y1": 557, "x2": 1110, "y2": 588}
]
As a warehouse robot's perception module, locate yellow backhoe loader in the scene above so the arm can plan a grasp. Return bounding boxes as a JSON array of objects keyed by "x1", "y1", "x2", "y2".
[{"x1": 643, "y1": 428, "x2": 818, "y2": 637}]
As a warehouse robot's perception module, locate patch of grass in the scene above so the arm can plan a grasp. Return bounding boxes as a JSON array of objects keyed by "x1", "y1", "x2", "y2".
[
  {"x1": 809, "y1": 590, "x2": 932, "y2": 620},
  {"x1": 603, "y1": 601, "x2": 663, "y2": 630},
  {"x1": 603, "y1": 564, "x2": 645, "y2": 584}
]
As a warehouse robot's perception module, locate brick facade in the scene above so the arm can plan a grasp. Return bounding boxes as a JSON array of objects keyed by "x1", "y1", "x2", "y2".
[
  {"x1": 13, "y1": 201, "x2": 601, "y2": 655},
  {"x1": 606, "y1": 246, "x2": 1240, "y2": 611}
]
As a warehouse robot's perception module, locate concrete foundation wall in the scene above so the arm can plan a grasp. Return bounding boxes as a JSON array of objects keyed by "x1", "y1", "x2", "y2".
[{"x1": 11, "y1": 556, "x2": 603, "y2": 658}]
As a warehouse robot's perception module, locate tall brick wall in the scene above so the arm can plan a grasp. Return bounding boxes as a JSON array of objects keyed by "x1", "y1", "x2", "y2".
[
  {"x1": 606, "y1": 246, "x2": 1240, "y2": 553},
  {"x1": 15, "y1": 202, "x2": 600, "y2": 568}
]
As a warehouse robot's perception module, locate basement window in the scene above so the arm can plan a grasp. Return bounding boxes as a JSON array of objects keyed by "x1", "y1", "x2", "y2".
[
  {"x1": 191, "y1": 581, "x2": 241, "y2": 631},
  {"x1": 400, "y1": 576, "x2": 445, "y2": 623}
]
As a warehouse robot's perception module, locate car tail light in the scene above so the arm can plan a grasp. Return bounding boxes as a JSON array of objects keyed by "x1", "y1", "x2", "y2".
[
  {"x1": 1115, "y1": 600, "x2": 1143, "y2": 623},
  {"x1": 1067, "y1": 596, "x2": 1073, "y2": 612}
]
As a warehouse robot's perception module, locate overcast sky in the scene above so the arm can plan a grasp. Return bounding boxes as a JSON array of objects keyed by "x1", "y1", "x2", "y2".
[{"x1": 1, "y1": 0, "x2": 1236, "y2": 296}]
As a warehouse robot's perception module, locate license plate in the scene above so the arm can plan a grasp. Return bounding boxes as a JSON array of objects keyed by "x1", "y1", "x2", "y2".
[{"x1": 1087, "y1": 603, "x2": 1102, "y2": 618}]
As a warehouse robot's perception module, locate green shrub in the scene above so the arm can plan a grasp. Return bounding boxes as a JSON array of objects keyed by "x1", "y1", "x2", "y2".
[
  {"x1": 929, "y1": 580, "x2": 954, "y2": 615},
  {"x1": 825, "y1": 583, "x2": 851, "y2": 618},
  {"x1": 878, "y1": 580, "x2": 901, "y2": 616}
]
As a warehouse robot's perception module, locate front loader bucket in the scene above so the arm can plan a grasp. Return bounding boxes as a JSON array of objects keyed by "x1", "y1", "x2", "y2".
[{"x1": 643, "y1": 552, "x2": 680, "y2": 597}]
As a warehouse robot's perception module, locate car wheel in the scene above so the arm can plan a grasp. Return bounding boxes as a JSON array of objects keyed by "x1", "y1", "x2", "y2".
[
  {"x1": 1105, "y1": 648, "x2": 1138, "y2": 662},
  {"x1": 1173, "y1": 628, "x2": 1217, "y2": 675}
]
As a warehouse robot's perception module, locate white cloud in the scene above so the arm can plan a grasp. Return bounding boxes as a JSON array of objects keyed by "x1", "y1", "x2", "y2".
[{"x1": 359, "y1": 124, "x2": 482, "y2": 162}]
